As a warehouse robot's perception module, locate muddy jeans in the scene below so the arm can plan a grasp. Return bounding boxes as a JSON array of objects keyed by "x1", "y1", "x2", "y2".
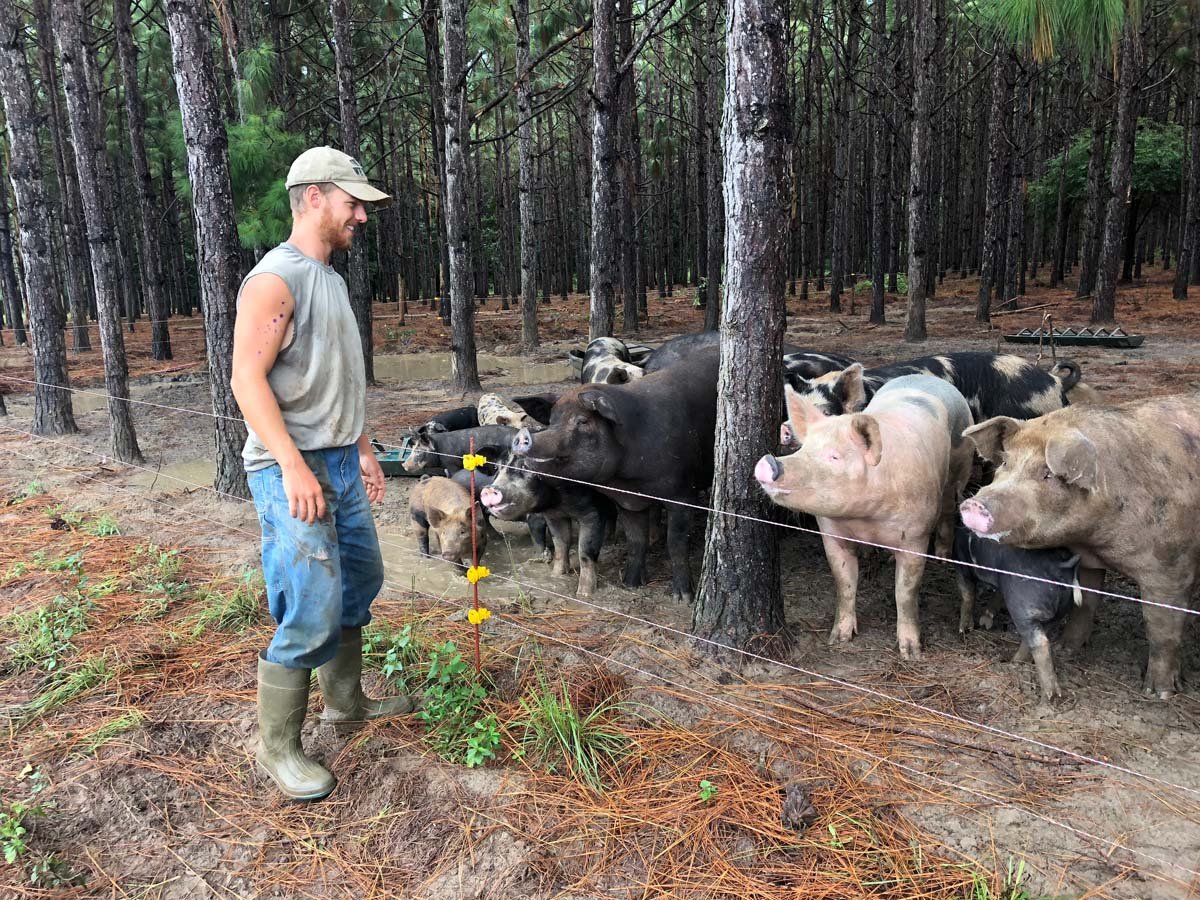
[{"x1": 247, "y1": 445, "x2": 385, "y2": 670}]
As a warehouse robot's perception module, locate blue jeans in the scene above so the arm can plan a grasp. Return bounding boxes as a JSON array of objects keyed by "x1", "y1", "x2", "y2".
[{"x1": 247, "y1": 445, "x2": 385, "y2": 670}]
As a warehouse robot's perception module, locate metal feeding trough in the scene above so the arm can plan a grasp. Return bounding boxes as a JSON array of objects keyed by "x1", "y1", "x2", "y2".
[
  {"x1": 371, "y1": 437, "x2": 420, "y2": 478},
  {"x1": 1004, "y1": 326, "x2": 1145, "y2": 349}
]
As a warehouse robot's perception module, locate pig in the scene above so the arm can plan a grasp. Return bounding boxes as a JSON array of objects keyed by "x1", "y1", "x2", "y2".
[
  {"x1": 409, "y1": 476, "x2": 488, "y2": 570},
  {"x1": 568, "y1": 337, "x2": 646, "y2": 385},
  {"x1": 418, "y1": 395, "x2": 556, "y2": 435},
  {"x1": 953, "y1": 525, "x2": 1082, "y2": 700},
  {"x1": 641, "y1": 330, "x2": 854, "y2": 378},
  {"x1": 450, "y1": 466, "x2": 552, "y2": 558},
  {"x1": 477, "y1": 393, "x2": 536, "y2": 428},
  {"x1": 512, "y1": 349, "x2": 721, "y2": 604},
  {"x1": 755, "y1": 374, "x2": 974, "y2": 658},
  {"x1": 958, "y1": 394, "x2": 1200, "y2": 698},
  {"x1": 787, "y1": 352, "x2": 1083, "y2": 424},
  {"x1": 402, "y1": 425, "x2": 518, "y2": 476},
  {"x1": 480, "y1": 454, "x2": 618, "y2": 598}
]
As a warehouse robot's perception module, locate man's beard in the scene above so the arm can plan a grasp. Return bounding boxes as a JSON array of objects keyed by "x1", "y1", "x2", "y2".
[{"x1": 319, "y1": 210, "x2": 353, "y2": 252}]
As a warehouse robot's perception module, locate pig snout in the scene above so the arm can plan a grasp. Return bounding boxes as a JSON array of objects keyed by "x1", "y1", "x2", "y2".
[
  {"x1": 513, "y1": 428, "x2": 533, "y2": 456},
  {"x1": 479, "y1": 486, "x2": 502, "y2": 508},
  {"x1": 959, "y1": 498, "x2": 995, "y2": 535},
  {"x1": 755, "y1": 455, "x2": 784, "y2": 485}
]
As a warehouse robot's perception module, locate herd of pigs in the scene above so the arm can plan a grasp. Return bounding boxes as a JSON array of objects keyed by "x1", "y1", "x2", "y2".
[{"x1": 396, "y1": 330, "x2": 1200, "y2": 702}]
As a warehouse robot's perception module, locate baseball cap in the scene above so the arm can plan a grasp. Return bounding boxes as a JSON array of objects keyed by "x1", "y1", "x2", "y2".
[{"x1": 285, "y1": 146, "x2": 392, "y2": 206}]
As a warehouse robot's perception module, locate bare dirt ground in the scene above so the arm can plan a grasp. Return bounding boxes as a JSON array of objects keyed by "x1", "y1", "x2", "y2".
[{"x1": 0, "y1": 267, "x2": 1198, "y2": 898}]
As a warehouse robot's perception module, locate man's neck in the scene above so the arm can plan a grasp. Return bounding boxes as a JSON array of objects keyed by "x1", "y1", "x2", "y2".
[{"x1": 285, "y1": 226, "x2": 332, "y2": 265}]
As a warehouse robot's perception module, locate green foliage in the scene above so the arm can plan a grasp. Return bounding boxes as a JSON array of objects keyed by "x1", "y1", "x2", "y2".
[
  {"x1": 365, "y1": 621, "x2": 424, "y2": 692},
  {"x1": 77, "y1": 710, "x2": 146, "y2": 756},
  {"x1": 4, "y1": 594, "x2": 92, "y2": 674},
  {"x1": 191, "y1": 571, "x2": 264, "y2": 635},
  {"x1": 853, "y1": 274, "x2": 908, "y2": 295},
  {"x1": 0, "y1": 767, "x2": 77, "y2": 887},
  {"x1": 84, "y1": 515, "x2": 120, "y2": 538},
  {"x1": 698, "y1": 779, "x2": 717, "y2": 802},
  {"x1": 985, "y1": 0, "x2": 1135, "y2": 69},
  {"x1": 417, "y1": 642, "x2": 501, "y2": 768},
  {"x1": 23, "y1": 653, "x2": 115, "y2": 721},
  {"x1": 131, "y1": 545, "x2": 189, "y2": 599},
  {"x1": 966, "y1": 856, "x2": 1032, "y2": 899},
  {"x1": 12, "y1": 481, "x2": 44, "y2": 504},
  {"x1": 511, "y1": 672, "x2": 628, "y2": 791},
  {"x1": 1029, "y1": 120, "x2": 1183, "y2": 223}
]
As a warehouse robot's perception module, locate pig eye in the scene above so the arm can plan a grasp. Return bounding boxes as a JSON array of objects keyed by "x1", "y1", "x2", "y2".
[
  {"x1": 572, "y1": 416, "x2": 588, "y2": 427},
  {"x1": 1041, "y1": 467, "x2": 1057, "y2": 482}
]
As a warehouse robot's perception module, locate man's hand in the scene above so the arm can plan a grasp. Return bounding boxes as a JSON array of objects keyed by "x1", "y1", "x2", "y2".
[
  {"x1": 360, "y1": 448, "x2": 386, "y2": 504},
  {"x1": 282, "y1": 459, "x2": 327, "y2": 524}
]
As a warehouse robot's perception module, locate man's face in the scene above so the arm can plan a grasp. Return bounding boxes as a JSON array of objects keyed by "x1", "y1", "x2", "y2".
[{"x1": 316, "y1": 187, "x2": 368, "y2": 251}]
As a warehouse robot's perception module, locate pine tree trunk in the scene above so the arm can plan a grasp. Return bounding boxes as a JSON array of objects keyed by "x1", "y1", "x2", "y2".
[
  {"x1": 869, "y1": 0, "x2": 887, "y2": 325},
  {"x1": 1001, "y1": 63, "x2": 1029, "y2": 308},
  {"x1": 164, "y1": 0, "x2": 250, "y2": 498},
  {"x1": 330, "y1": 0, "x2": 375, "y2": 382},
  {"x1": 0, "y1": 160, "x2": 26, "y2": 344},
  {"x1": 33, "y1": 0, "x2": 91, "y2": 351},
  {"x1": 830, "y1": 0, "x2": 861, "y2": 313},
  {"x1": 694, "y1": 0, "x2": 787, "y2": 654},
  {"x1": 0, "y1": 1, "x2": 76, "y2": 433},
  {"x1": 516, "y1": 0, "x2": 539, "y2": 347},
  {"x1": 114, "y1": 0, "x2": 171, "y2": 359},
  {"x1": 617, "y1": 0, "x2": 639, "y2": 333},
  {"x1": 975, "y1": 49, "x2": 1011, "y2": 322},
  {"x1": 421, "y1": 1, "x2": 452, "y2": 325},
  {"x1": 1092, "y1": 19, "x2": 1142, "y2": 325},
  {"x1": 904, "y1": 0, "x2": 935, "y2": 341},
  {"x1": 694, "y1": 12, "x2": 709, "y2": 311},
  {"x1": 441, "y1": 0, "x2": 480, "y2": 393},
  {"x1": 590, "y1": 0, "x2": 618, "y2": 340},
  {"x1": 56, "y1": 0, "x2": 142, "y2": 462},
  {"x1": 704, "y1": 0, "x2": 725, "y2": 332},
  {"x1": 1077, "y1": 67, "x2": 1108, "y2": 298},
  {"x1": 1174, "y1": 29, "x2": 1199, "y2": 299}
]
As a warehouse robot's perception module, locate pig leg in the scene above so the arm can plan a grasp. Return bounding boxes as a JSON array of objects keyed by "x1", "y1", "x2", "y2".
[
  {"x1": 1138, "y1": 579, "x2": 1192, "y2": 698},
  {"x1": 619, "y1": 508, "x2": 650, "y2": 588},
  {"x1": 1058, "y1": 566, "x2": 1104, "y2": 655},
  {"x1": 665, "y1": 505, "x2": 694, "y2": 605},
  {"x1": 412, "y1": 512, "x2": 431, "y2": 558},
  {"x1": 526, "y1": 514, "x2": 552, "y2": 563},
  {"x1": 1027, "y1": 628, "x2": 1063, "y2": 701},
  {"x1": 543, "y1": 511, "x2": 574, "y2": 577},
  {"x1": 820, "y1": 532, "x2": 860, "y2": 645},
  {"x1": 576, "y1": 510, "x2": 607, "y2": 599},
  {"x1": 955, "y1": 569, "x2": 978, "y2": 635},
  {"x1": 893, "y1": 544, "x2": 927, "y2": 660}
]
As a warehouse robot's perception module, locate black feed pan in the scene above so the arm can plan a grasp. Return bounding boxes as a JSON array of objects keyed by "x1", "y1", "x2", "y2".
[{"x1": 1003, "y1": 326, "x2": 1145, "y2": 348}]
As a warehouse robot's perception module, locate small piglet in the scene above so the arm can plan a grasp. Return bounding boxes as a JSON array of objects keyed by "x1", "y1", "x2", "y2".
[
  {"x1": 953, "y1": 525, "x2": 1081, "y2": 700},
  {"x1": 409, "y1": 476, "x2": 488, "y2": 571}
]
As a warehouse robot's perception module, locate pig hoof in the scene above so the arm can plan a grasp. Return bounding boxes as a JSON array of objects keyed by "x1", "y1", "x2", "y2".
[
  {"x1": 674, "y1": 590, "x2": 694, "y2": 605},
  {"x1": 898, "y1": 640, "x2": 922, "y2": 661},
  {"x1": 551, "y1": 562, "x2": 567, "y2": 577},
  {"x1": 541, "y1": 548, "x2": 553, "y2": 564},
  {"x1": 978, "y1": 610, "x2": 995, "y2": 630},
  {"x1": 827, "y1": 620, "x2": 857, "y2": 645},
  {"x1": 957, "y1": 619, "x2": 975, "y2": 637}
]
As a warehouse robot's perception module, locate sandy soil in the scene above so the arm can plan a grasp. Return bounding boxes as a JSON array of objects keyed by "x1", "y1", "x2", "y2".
[{"x1": 0, "y1": 268, "x2": 1198, "y2": 898}]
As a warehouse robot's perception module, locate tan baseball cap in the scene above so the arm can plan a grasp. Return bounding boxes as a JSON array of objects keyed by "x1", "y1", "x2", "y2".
[{"x1": 285, "y1": 146, "x2": 392, "y2": 207}]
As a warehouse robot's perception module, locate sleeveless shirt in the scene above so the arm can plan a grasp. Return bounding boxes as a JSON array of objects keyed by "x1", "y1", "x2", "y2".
[{"x1": 238, "y1": 242, "x2": 366, "y2": 472}]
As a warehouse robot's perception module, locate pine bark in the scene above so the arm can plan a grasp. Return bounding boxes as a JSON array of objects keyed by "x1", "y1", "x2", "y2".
[
  {"x1": 704, "y1": 0, "x2": 725, "y2": 332},
  {"x1": 1174, "y1": 28, "x2": 1199, "y2": 299},
  {"x1": 1093, "y1": 19, "x2": 1142, "y2": 325},
  {"x1": 115, "y1": 0, "x2": 171, "y2": 360},
  {"x1": 420, "y1": 0, "x2": 452, "y2": 325},
  {"x1": 0, "y1": 1, "x2": 75, "y2": 433},
  {"x1": 0, "y1": 158, "x2": 25, "y2": 344},
  {"x1": 330, "y1": 0, "x2": 375, "y2": 382},
  {"x1": 56, "y1": 0, "x2": 142, "y2": 462},
  {"x1": 1076, "y1": 67, "x2": 1108, "y2": 298},
  {"x1": 869, "y1": 0, "x2": 888, "y2": 325},
  {"x1": 904, "y1": 0, "x2": 935, "y2": 341},
  {"x1": 589, "y1": 0, "x2": 618, "y2": 340},
  {"x1": 975, "y1": 49, "x2": 1011, "y2": 322},
  {"x1": 1001, "y1": 64, "x2": 1030, "y2": 307},
  {"x1": 164, "y1": 0, "x2": 250, "y2": 497},
  {"x1": 694, "y1": 0, "x2": 787, "y2": 654},
  {"x1": 515, "y1": 0, "x2": 538, "y2": 345},
  {"x1": 441, "y1": 0, "x2": 480, "y2": 392}
]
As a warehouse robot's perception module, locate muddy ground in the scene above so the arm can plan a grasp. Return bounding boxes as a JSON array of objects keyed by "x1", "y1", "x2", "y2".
[{"x1": 0, "y1": 269, "x2": 1199, "y2": 898}]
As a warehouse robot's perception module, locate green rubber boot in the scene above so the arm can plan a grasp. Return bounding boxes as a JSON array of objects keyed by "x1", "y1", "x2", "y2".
[
  {"x1": 317, "y1": 627, "x2": 416, "y2": 731},
  {"x1": 255, "y1": 655, "x2": 335, "y2": 801}
]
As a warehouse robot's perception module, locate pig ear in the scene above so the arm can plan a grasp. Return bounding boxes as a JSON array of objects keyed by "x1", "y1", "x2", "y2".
[
  {"x1": 832, "y1": 364, "x2": 868, "y2": 412},
  {"x1": 427, "y1": 507, "x2": 445, "y2": 527},
  {"x1": 849, "y1": 414, "x2": 883, "y2": 466},
  {"x1": 962, "y1": 416, "x2": 1022, "y2": 463},
  {"x1": 580, "y1": 390, "x2": 621, "y2": 426},
  {"x1": 783, "y1": 383, "x2": 824, "y2": 444},
  {"x1": 1045, "y1": 429, "x2": 1099, "y2": 490}
]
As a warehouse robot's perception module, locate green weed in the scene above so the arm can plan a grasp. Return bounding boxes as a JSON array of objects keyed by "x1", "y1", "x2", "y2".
[
  {"x1": 77, "y1": 710, "x2": 146, "y2": 756},
  {"x1": 4, "y1": 594, "x2": 92, "y2": 673},
  {"x1": 12, "y1": 480, "x2": 44, "y2": 504},
  {"x1": 22, "y1": 653, "x2": 115, "y2": 721},
  {"x1": 84, "y1": 514, "x2": 120, "y2": 537},
  {"x1": 511, "y1": 672, "x2": 628, "y2": 791},
  {"x1": 365, "y1": 621, "x2": 425, "y2": 692},
  {"x1": 965, "y1": 856, "x2": 1032, "y2": 900},
  {"x1": 417, "y1": 641, "x2": 501, "y2": 768},
  {"x1": 191, "y1": 571, "x2": 263, "y2": 635}
]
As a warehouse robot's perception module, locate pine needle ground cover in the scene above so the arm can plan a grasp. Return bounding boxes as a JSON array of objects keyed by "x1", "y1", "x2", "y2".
[{"x1": 0, "y1": 485, "x2": 1085, "y2": 899}]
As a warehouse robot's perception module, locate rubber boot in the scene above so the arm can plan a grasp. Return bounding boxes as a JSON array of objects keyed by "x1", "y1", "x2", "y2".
[
  {"x1": 255, "y1": 654, "x2": 335, "y2": 801},
  {"x1": 317, "y1": 627, "x2": 416, "y2": 732}
]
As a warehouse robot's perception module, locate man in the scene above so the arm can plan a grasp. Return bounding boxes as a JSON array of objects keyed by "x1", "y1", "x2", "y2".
[{"x1": 231, "y1": 147, "x2": 411, "y2": 802}]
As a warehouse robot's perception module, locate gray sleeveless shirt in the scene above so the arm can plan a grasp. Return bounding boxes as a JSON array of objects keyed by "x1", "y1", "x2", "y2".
[{"x1": 238, "y1": 242, "x2": 366, "y2": 472}]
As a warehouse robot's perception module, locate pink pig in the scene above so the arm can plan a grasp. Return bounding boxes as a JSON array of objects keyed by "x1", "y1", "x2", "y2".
[{"x1": 756, "y1": 371, "x2": 973, "y2": 658}]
